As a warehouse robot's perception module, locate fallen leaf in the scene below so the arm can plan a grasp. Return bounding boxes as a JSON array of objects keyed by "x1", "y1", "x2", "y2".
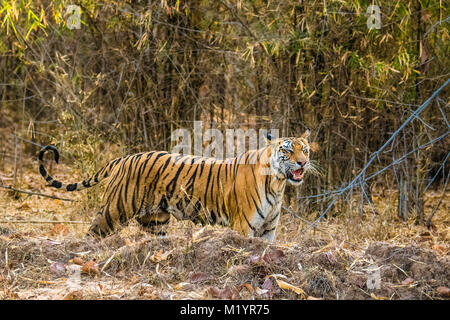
[
  {"x1": 261, "y1": 277, "x2": 274, "y2": 291},
  {"x1": 419, "y1": 40, "x2": 429, "y2": 74},
  {"x1": 96, "y1": 282, "x2": 103, "y2": 295},
  {"x1": 64, "y1": 290, "x2": 83, "y2": 300},
  {"x1": 313, "y1": 241, "x2": 335, "y2": 254},
  {"x1": 307, "y1": 296, "x2": 323, "y2": 300},
  {"x1": 370, "y1": 293, "x2": 389, "y2": 300},
  {"x1": 124, "y1": 238, "x2": 132, "y2": 246},
  {"x1": 190, "y1": 272, "x2": 210, "y2": 283},
  {"x1": 3, "y1": 289, "x2": 19, "y2": 299},
  {"x1": 66, "y1": 264, "x2": 81, "y2": 279},
  {"x1": 275, "y1": 279, "x2": 306, "y2": 299},
  {"x1": 208, "y1": 287, "x2": 222, "y2": 298},
  {"x1": 175, "y1": 282, "x2": 193, "y2": 290},
  {"x1": 228, "y1": 264, "x2": 249, "y2": 275},
  {"x1": 16, "y1": 203, "x2": 31, "y2": 210},
  {"x1": 262, "y1": 249, "x2": 285, "y2": 264},
  {"x1": 432, "y1": 245, "x2": 448, "y2": 255},
  {"x1": 421, "y1": 9, "x2": 432, "y2": 22},
  {"x1": 137, "y1": 285, "x2": 158, "y2": 299},
  {"x1": 255, "y1": 287, "x2": 269, "y2": 296},
  {"x1": 192, "y1": 227, "x2": 209, "y2": 242},
  {"x1": 208, "y1": 286, "x2": 238, "y2": 299},
  {"x1": 401, "y1": 277, "x2": 414, "y2": 286},
  {"x1": 199, "y1": 84, "x2": 209, "y2": 98},
  {"x1": 70, "y1": 257, "x2": 85, "y2": 266},
  {"x1": 259, "y1": 276, "x2": 280, "y2": 298},
  {"x1": 81, "y1": 260, "x2": 99, "y2": 276},
  {"x1": 50, "y1": 262, "x2": 66, "y2": 276},
  {"x1": 50, "y1": 224, "x2": 69, "y2": 236},
  {"x1": 150, "y1": 249, "x2": 174, "y2": 263},
  {"x1": 129, "y1": 275, "x2": 141, "y2": 284},
  {"x1": 437, "y1": 286, "x2": 450, "y2": 297},
  {"x1": 268, "y1": 273, "x2": 287, "y2": 280},
  {"x1": 325, "y1": 251, "x2": 336, "y2": 265},
  {"x1": 247, "y1": 254, "x2": 263, "y2": 265},
  {"x1": 0, "y1": 235, "x2": 11, "y2": 241},
  {"x1": 243, "y1": 283, "x2": 254, "y2": 293},
  {"x1": 419, "y1": 231, "x2": 431, "y2": 241}
]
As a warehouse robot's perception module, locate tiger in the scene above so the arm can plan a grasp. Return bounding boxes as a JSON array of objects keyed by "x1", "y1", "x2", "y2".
[{"x1": 38, "y1": 130, "x2": 316, "y2": 243}]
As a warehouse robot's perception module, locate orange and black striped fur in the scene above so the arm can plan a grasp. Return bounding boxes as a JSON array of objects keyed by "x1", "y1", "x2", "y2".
[{"x1": 39, "y1": 131, "x2": 315, "y2": 242}]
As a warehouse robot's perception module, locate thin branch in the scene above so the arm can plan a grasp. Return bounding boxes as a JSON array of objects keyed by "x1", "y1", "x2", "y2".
[
  {"x1": 300, "y1": 78, "x2": 450, "y2": 232},
  {"x1": 0, "y1": 185, "x2": 75, "y2": 202},
  {"x1": 0, "y1": 220, "x2": 88, "y2": 224}
]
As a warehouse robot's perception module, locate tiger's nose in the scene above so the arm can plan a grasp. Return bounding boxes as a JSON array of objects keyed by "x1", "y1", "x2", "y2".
[{"x1": 297, "y1": 161, "x2": 306, "y2": 167}]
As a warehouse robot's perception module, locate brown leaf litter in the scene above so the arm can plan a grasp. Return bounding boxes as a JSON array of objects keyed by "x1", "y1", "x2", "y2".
[{"x1": 0, "y1": 226, "x2": 448, "y2": 300}]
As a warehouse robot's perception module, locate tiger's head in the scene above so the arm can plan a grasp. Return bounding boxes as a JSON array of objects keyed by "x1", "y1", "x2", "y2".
[{"x1": 266, "y1": 130, "x2": 319, "y2": 185}]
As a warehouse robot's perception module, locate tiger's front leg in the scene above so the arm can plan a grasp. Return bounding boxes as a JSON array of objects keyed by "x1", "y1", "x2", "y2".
[
  {"x1": 260, "y1": 226, "x2": 278, "y2": 243},
  {"x1": 252, "y1": 206, "x2": 281, "y2": 243},
  {"x1": 87, "y1": 205, "x2": 120, "y2": 237}
]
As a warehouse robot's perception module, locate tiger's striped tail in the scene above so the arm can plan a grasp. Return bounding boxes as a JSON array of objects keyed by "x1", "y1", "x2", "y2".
[{"x1": 39, "y1": 145, "x2": 113, "y2": 192}]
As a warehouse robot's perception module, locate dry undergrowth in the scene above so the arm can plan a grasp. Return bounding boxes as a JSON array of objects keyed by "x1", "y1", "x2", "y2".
[{"x1": 0, "y1": 160, "x2": 448, "y2": 300}]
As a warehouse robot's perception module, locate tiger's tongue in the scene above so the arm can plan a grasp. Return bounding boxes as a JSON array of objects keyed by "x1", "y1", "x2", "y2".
[{"x1": 292, "y1": 169, "x2": 303, "y2": 180}]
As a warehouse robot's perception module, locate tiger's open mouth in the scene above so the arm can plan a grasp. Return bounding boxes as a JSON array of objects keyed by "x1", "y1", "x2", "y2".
[{"x1": 288, "y1": 168, "x2": 304, "y2": 182}]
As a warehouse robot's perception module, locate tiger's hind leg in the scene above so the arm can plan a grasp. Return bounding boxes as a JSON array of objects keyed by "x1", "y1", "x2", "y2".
[
  {"x1": 87, "y1": 211, "x2": 113, "y2": 238},
  {"x1": 136, "y1": 207, "x2": 171, "y2": 236},
  {"x1": 86, "y1": 205, "x2": 124, "y2": 238}
]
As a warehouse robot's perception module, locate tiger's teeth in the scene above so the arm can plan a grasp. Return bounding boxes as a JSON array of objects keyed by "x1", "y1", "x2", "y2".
[{"x1": 292, "y1": 168, "x2": 303, "y2": 180}]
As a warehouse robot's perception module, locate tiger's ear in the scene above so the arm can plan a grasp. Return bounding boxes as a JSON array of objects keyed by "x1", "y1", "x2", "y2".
[{"x1": 301, "y1": 129, "x2": 310, "y2": 139}]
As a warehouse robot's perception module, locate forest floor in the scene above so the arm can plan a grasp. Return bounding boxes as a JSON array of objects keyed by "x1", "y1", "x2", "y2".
[{"x1": 0, "y1": 157, "x2": 449, "y2": 300}]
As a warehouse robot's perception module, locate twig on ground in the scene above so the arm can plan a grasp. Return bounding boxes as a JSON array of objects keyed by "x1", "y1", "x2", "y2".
[
  {"x1": 0, "y1": 220, "x2": 88, "y2": 224},
  {"x1": 0, "y1": 184, "x2": 75, "y2": 202}
]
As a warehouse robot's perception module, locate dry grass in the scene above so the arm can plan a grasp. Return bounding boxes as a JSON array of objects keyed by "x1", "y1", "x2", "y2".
[
  {"x1": 0, "y1": 0, "x2": 448, "y2": 301},
  {"x1": 0, "y1": 156, "x2": 448, "y2": 300}
]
